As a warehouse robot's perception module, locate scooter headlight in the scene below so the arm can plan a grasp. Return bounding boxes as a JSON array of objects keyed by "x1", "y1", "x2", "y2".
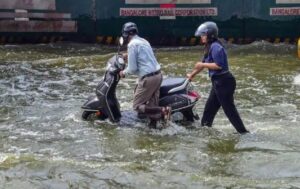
[{"x1": 116, "y1": 56, "x2": 125, "y2": 70}]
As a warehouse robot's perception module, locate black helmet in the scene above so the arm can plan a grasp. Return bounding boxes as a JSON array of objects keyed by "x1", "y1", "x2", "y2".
[
  {"x1": 195, "y1": 21, "x2": 218, "y2": 40},
  {"x1": 121, "y1": 22, "x2": 138, "y2": 39}
]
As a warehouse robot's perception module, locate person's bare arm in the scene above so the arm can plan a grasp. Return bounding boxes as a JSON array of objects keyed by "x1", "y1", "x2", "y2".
[{"x1": 187, "y1": 62, "x2": 221, "y2": 81}]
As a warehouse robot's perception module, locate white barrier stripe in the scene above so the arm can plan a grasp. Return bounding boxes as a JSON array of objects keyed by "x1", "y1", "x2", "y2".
[
  {"x1": 0, "y1": 12, "x2": 71, "y2": 19},
  {"x1": 276, "y1": 0, "x2": 300, "y2": 4},
  {"x1": 0, "y1": 20, "x2": 77, "y2": 32},
  {"x1": 0, "y1": 0, "x2": 56, "y2": 10}
]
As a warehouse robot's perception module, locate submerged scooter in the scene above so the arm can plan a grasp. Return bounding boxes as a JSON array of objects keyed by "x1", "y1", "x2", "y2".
[{"x1": 81, "y1": 37, "x2": 200, "y2": 123}]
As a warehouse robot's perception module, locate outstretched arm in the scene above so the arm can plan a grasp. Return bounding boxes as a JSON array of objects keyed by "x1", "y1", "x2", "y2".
[
  {"x1": 187, "y1": 62, "x2": 204, "y2": 81},
  {"x1": 187, "y1": 62, "x2": 221, "y2": 81}
]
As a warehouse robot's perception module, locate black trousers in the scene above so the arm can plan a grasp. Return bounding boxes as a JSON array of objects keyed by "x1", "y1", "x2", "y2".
[{"x1": 201, "y1": 72, "x2": 248, "y2": 134}]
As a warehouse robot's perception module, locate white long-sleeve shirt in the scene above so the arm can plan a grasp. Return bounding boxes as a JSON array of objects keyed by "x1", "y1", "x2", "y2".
[{"x1": 123, "y1": 35, "x2": 161, "y2": 78}]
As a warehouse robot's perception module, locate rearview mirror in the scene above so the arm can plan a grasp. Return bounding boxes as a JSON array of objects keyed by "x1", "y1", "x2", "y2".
[{"x1": 119, "y1": 37, "x2": 124, "y2": 46}]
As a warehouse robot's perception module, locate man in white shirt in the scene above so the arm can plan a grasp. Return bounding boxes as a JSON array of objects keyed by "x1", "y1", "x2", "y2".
[{"x1": 119, "y1": 22, "x2": 171, "y2": 128}]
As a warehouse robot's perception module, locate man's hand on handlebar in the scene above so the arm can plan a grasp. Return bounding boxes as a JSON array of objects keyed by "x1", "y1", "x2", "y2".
[
  {"x1": 122, "y1": 53, "x2": 128, "y2": 62},
  {"x1": 119, "y1": 70, "x2": 125, "y2": 78}
]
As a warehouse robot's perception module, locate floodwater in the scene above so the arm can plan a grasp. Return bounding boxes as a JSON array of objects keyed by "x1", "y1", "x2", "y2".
[{"x1": 0, "y1": 42, "x2": 299, "y2": 189}]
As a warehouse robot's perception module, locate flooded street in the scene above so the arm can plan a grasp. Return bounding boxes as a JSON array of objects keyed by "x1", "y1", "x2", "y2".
[{"x1": 0, "y1": 42, "x2": 300, "y2": 189}]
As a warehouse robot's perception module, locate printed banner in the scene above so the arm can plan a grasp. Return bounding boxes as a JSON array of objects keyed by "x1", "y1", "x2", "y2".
[
  {"x1": 0, "y1": 0, "x2": 56, "y2": 10},
  {"x1": 276, "y1": 0, "x2": 300, "y2": 4},
  {"x1": 125, "y1": 0, "x2": 211, "y2": 4},
  {"x1": 270, "y1": 7, "x2": 300, "y2": 15},
  {"x1": 120, "y1": 7, "x2": 217, "y2": 16}
]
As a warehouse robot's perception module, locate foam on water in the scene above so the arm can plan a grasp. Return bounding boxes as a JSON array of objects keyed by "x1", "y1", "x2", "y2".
[
  {"x1": 294, "y1": 74, "x2": 300, "y2": 86},
  {"x1": 151, "y1": 122, "x2": 190, "y2": 136},
  {"x1": 62, "y1": 112, "x2": 82, "y2": 123}
]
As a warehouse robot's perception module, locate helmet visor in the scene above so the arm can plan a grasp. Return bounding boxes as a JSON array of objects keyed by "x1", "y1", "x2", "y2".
[{"x1": 195, "y1": 24, "x2": 208, "y2": 37}]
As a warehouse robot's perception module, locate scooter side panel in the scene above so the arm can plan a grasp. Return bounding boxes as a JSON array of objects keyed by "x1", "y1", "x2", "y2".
[{"x1": 159, "y1": 94, "x2": 191, "y2": 112}]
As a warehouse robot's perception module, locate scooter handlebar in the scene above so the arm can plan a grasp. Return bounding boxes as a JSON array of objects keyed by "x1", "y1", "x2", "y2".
[
  {"x1": 107, "y1": 54, "x2": 126, "y2": 75},
  {"x1": 168, "y1": 78, "x2": 190, "y2": 94}
]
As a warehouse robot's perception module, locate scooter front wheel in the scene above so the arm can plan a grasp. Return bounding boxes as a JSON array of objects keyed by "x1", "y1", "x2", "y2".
[
  {"x1": 82, "y1": 111, "x2": 108, "y2": 121},
  {"x1": 82, "y1": 111, "x2": 93, "y2": 120}
]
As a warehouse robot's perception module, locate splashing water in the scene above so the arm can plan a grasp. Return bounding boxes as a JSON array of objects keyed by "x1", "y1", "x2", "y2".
[
  {"x1": 294, "y1": 74, "x2": 300, "y2": 85},
  {"x1": 0, "y1": 42, "x2": 300, "y2": 188}
]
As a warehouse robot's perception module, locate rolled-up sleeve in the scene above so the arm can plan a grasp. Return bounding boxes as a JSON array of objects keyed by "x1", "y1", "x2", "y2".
[{"x1": 123, "y1": 45, "x2": 138, "y2": 75}]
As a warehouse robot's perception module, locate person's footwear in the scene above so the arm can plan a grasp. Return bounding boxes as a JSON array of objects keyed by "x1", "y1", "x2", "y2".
[
  {"x1": 162, "y1": 106, "x2": 172, "y2": 121},
  {"x1": 148, "y1": 120, "x2": 157, "y2": 129}
]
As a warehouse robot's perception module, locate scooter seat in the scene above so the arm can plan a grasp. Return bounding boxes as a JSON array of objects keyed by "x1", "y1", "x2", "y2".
[{"x1": 160, "y1": 77, "x2": 187, "y2": 96}]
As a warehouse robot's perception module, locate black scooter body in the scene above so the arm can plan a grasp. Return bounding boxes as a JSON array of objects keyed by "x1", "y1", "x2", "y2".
[
  {"x1": 82, "y1": 55, "x2": 123, "y2": 122},
  {"x1": 82, "y1": 55, "x2": 200, "y2": 123}
]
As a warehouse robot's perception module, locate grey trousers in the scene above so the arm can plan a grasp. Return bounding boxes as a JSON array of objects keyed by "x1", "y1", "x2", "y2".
[{"x1": 133, "y1": 73, "x2": 163, "y2": 120}]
